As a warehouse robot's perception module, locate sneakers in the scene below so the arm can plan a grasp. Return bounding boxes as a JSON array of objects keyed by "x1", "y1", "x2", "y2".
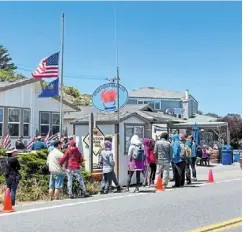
[
  {"x1": 192, "y1": 177, "x2": 197, "y2": 181},
  {"x1": 133, "y1": 186, "x2": 140, "y2": 193}
]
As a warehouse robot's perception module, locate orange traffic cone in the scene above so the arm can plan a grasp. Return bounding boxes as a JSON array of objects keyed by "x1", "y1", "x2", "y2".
[
  {"x1": 156, "y1": 176, "x2": 165, "y2": 191},
  {"x1": 1, "y1": 188, "x2": 15, "y2": 213},
  {"x1": 208, "y1": 169, "x2": 214, "y2": 183}
]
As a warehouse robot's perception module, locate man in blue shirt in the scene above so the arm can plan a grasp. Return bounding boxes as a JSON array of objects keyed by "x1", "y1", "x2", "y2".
[{"x1": 31, "y1": 136, "x2": 47, "y2": 151}]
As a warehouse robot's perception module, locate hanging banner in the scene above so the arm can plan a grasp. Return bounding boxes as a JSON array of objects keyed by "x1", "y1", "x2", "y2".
[{"x1": 92, "y1": 83, "x2": 128, "y2": 112}]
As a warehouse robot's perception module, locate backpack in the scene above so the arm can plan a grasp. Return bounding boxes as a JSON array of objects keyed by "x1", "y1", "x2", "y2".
[
  {"x1": 133, "y1": 145, "x2": 145, "y2": 161},
  {"x1": 0, "y1": 157, "x2": 10, "y2": 176},
  {"x1": 185, "y1": 146, "x2": 192, "y2": 157}
]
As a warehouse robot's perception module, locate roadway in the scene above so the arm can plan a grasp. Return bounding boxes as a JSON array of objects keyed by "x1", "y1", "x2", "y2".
[{"x1": 0, "y1": 163, "x2": 242, "y2": 232}]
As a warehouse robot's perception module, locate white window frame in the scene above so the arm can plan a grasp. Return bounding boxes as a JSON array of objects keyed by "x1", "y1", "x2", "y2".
[
  {"x1": 154, "y1": 101, "x2": 161, "y2": 110},
  {"x1": 8, "y1": 108, "x2": 21, "y2": 137},
  {"x1": 125, "y1": 125, "x2": 145, "y2": 153},
  {"x1": 52, "y1": 112, "x2": 60, "y2": 134},
  {"x1": 0, "y1": 107, "x2": 3, "y2": 137},
  {"x1": 40, "y1": 112, "x2": 51, "y2": 136},
  {"x1": 23, "y1": 109, "x2": 31, "y2": 137}
]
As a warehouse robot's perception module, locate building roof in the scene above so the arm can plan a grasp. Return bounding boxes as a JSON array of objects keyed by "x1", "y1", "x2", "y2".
[
  {"x1": 172, "y1": 121, "x2": 228, "y2": 129},
  {"x1": 65, "y1": 104, "x2": 154, "y2": 120},
  {"x1": 0, "y1": 78, "x2": 39, "y2": 91},
  {"x1": 71, "y1": 104, "x2": 183, "y2": 125},
  {"x1": 129, "y1": 87, "x2": 185, "y2": 99},
  {"x1": 0, "y1": 78, "x2": 79, "y2": 112},
  {"x1": 186, "y1": 114, "x2": 218, "y2": 123}
]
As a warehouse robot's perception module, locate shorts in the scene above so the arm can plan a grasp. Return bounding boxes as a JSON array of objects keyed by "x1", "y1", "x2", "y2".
[{"x1": 49, "y1": 174, "x2": 64, "y2": 189}]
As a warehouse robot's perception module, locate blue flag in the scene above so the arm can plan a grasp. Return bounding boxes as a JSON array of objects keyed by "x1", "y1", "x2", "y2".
[{"x1": 39, "y1": 79, "x2": 59, "y2": 98}]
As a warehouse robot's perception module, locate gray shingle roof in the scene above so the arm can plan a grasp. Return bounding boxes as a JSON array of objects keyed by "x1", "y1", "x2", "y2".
[
  {"x1": 65, "y1": 104, "x2": 153, "y2": 120},
  {"x1": 129, "y1": 87, "x2": 185, "y2": 99},
  {"x1": 186, "y1": 114, "x2": 218, "y2": 123},
  {"x1": 71, "y1": 104, "x2": 183, "y2": 124}
]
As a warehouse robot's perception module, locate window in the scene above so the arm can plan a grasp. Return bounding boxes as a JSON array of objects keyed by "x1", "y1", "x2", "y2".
[
  {"x1": 125, "y1": 125, "x2": 144, "y2": 153},
  {"x1": 52, "y1": 113, "x2": 60, "y2": 135},
  {"x1": 154, "y1": 101, "x2": 161, "y2": 110},
  {"x1": 23, "y1": 109, "x2": 30, "y2": 136},
  {"x1": 8, "y1": 108, "x2": 20, "y2": 136},
  {"x1": 0, "y1": 108, "x2": 3, "y2": 136},
  {"x1": 40, "y1": 112, "x2": 50, "y2": 136},
  {"x1": 137, "y1": 101, "x2": 143, "y2": 104}
]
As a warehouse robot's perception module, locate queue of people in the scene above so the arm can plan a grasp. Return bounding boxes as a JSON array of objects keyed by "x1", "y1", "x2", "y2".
[{"x1": 1, "y1": 131, "x2": 204, "y2": 205}]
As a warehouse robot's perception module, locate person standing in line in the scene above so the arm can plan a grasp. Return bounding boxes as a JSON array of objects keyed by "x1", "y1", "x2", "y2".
[
  {"x1": 172, "y1": 134, "x2": 185, "y2": 188},
  {"x1": 148, "y1": 139, "x2": 156, "y2": 186},
  {"x1": 46, "y1": 140, "x2": 65, "y2": 201},
  {"x1": 184, "y1": 135, "x2": 192, "y2": 184},
  {"x1": 154, "y1": 132, "x2": 172, "y2": 188},
  {"x1": 142, "y1": 138, "x2": 152, "y2": 187},
  {"x1": 126, "y1": 135, "x2": 145, "y2": 193},
  {"x1": 190, "y1": 136, "x2": 197, "y2": 181},
  {"x1": 59, "y1": 140, "x2": 89, "y2": 198},
  {"x1": 169, "y1": 135, "x2": 176, "y2": 182},
  {"x1": 99, "y1": 140, "x2": 121, "y2": 194},
  {"x1": 4, "y1": 148, "x2": 22, "y2": 206}
]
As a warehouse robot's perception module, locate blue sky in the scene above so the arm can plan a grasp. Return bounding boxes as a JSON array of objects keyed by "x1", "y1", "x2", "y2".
[{"x1": 0, "y1": 1, "x2": 241, "y2": 116}]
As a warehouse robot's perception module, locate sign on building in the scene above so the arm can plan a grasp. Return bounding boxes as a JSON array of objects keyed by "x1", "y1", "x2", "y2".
[{"x1": 83, "y1": 126, "x2": 105, "y2": 156}]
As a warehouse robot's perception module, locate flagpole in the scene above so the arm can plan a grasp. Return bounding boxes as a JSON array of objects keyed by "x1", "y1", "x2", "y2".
[{"x1": 60, "y1": 13, "x2": 64, "y2": 137}]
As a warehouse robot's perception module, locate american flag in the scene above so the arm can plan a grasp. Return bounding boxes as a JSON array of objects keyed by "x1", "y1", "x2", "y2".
[
  {"x1": 26, "y1": 135, "x2": 37, "y2": 150},
  {"x1": 32, "y1": 52, "x2": 59, "y2": 79},
  {"x1": 45, "y1": 132, "x2": 60, "y2": 147},
  {"x1": 1, "y1": 133, "x2": 11, "y2": 149}
]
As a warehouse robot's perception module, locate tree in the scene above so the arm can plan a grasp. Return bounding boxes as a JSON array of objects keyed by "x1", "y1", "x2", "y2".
[
  {"x1": 0, "y1": 69, "x2": 25, "y2": 82},
  {"x1": 218, "y1": 115, "x2": 242, "y2": 149},
  {"x1": 0, "y1": 45, "x2": 17, "y2": 71}
]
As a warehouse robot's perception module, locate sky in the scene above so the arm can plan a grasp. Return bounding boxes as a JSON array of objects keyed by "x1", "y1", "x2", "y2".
[{"x1": 0, "y1": 1, "x2": 241, "y2": 116}]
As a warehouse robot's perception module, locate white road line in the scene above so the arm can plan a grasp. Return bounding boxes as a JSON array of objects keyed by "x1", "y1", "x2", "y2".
[
  {"x1": 0, "y1": 178, "x2": 241, "y2": 217},
  {"x1": 0, "y1": 193, "x2": 148, "y2": 217}
]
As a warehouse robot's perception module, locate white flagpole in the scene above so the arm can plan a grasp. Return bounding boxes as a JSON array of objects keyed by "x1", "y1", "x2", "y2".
[{"x1": 59, "y1": 13, "x2": 64, "y2": 137}]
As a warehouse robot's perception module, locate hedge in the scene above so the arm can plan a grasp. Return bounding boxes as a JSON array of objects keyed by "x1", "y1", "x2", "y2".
[{"x1": 0, "y1": 149, "x2": 100, "y2": 204}]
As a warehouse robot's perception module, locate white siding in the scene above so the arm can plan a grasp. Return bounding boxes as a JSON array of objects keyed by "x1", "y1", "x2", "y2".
[{"x1": 0, "y1": 81, "x2": 77, "y2": 145}]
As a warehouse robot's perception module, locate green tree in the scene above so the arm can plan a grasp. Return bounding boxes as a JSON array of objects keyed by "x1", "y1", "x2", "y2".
[
  {"x1": 0, "y1": 69, "x2": 25, "y2": 82},
  {"x1": 0, "y1": 45, "x2": 17, "y2": 71}
]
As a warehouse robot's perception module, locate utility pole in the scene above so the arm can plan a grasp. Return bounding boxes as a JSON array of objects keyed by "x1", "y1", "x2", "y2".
[
  {"x1": 89, "y1": 113, "x2": 94, "y2": 173},
  {"x1": 59, "y1": 13, "x2": 64, "y2": 137}
]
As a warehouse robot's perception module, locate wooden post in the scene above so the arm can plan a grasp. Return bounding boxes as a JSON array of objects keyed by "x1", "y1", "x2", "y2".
[
  {"x1": 89, "y1": 113, "x2": 94, "y2": 173},
  {"x1": 114, "y1": 132, "x2": 119, "y2": 179}
]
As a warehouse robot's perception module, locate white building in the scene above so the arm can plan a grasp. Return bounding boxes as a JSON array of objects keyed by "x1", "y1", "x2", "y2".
[
  {"x1": 71, "y1": 104, "x2": 183, "y2": 185},
  {"x1": 0, "y1": 78, "x2": 79, "y2": 145}
]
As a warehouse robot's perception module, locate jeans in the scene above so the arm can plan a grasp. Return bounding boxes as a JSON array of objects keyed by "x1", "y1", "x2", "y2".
[
  {"x1": 174, "y1": 161, "x2": 185, "y2": 187},
  {"x1": 184, "y1": 158, "x2": 192, "y2": 183},
  {"x1": 191, "y1": 157, "x2": 197, "y2": 178},
  {"x1": 10, "y1": 182, "x2": 18, "y2": 206},
  {"x1": 148, "y1": 163, "x2": 156, "y2": 185},
  {"x1": 171, "y1": 161, "x2": 176, "y2": 180},
  {"x1": 127, "y1": 171, "x2": 141, "y2": 188},
  {"x1": 66, "y1": 169, "x2": 86, "y2": 195},
  {"x1": 100, "y1": 171, "x2": 119, "y2": 192}
]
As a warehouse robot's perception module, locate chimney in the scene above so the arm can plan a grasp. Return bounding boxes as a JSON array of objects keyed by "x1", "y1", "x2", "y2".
[
  {"x1": 183, "y1": 89, "x2": 189, "y2": 119},
  {"x1": 185, "y1": 89, "x2": 189, "y2": 100}
]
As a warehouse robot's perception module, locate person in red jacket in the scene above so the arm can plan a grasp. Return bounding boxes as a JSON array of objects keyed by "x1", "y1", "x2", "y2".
[{"x1": 59, "y1": 140, "x2": 89, "y2": 198}]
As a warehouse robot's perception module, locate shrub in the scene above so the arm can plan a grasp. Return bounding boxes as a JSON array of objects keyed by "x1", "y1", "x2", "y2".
[{"x1": 0, "y1": 150, "x2": 100, "y2": 203}]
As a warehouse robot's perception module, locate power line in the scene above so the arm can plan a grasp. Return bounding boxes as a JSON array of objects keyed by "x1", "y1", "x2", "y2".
[{"x1": 16, "y1": 64, "x2": 108, "y2": 80}]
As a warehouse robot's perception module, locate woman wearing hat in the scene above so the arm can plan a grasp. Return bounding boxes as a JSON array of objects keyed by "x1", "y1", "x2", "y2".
[{"x1": 5, "y1": 148, "x2": 22, "y2": 206}]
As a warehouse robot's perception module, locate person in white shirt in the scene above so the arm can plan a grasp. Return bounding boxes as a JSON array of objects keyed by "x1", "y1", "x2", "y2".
[{"x1": 46, "y1": 140, "x2": 65, "y2": 200}]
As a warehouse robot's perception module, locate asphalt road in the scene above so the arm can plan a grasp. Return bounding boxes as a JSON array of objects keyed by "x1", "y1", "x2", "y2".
[{"x1": 0, "y1": 164, "x2": 242, "y2": 232}]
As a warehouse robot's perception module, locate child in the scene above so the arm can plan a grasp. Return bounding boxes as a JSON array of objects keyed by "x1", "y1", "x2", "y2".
[{"x1": 99, "y1": 140, "x2": 121, "y2": 194}]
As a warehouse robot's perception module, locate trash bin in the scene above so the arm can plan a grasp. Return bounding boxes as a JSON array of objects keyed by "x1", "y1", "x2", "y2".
[
  {"x1": 221, "y1": 146, "x2": 233, "y2": 165},
  {"x1": 233, "y1": 150, "x2": 241, "y2": 162}
]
